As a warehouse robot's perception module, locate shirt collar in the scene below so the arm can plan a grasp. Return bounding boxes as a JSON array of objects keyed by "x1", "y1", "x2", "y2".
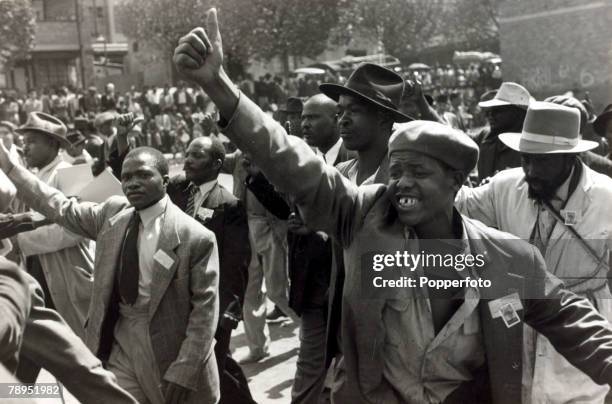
[
  {"x1": 553, "y1": 165, "x2": 574, "y2": 204},
  {"x1": 193, "y1": 179, "x2": 217, "y2": 197},
  {"x1": 137, "y1": 194, "x2": 168, "y2": 227},
  {"x1": 38, "y1": 154, "x2": 64, "y2": 177},
  {"x1": 318, "y1": 138, "x2": 343, "y2": 165}
]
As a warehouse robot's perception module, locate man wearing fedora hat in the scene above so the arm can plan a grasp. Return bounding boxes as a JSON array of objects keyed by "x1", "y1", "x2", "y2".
[
  {"x1": 456, "y1": 101, "x2": 612, "y2": 403},
  {"x1": 60, "y1": 129, "x2": 93, "y2": 166},
  {"x1": 13, "y1": 112, "x2": 94, "y2": 340},
  {"x1": 318, "y1": 58, "x2": 413, "y2": 378},
  {"x1": 545, "y1": 95, "x2": 612, "y2": 179},
  {"x1": 593, "y1": 104, "x2": 612, "y2": 159},
  {"x1": 278, "y1": 97, "x2": 304, "y2": 138},
  {"x1": 472, "y1": 82, "x2": 532, "y2": 182},
  {"x1": 319, "y1": 62, "x2": 413, "y2": 185},
  {"x1": 174, "y1": 12, "x2": 612, "y2": 403}
]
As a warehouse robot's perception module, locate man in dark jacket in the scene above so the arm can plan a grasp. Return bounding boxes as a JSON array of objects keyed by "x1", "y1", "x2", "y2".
[
  {"x1": 246, "y1": 93, "x2": 354, "y2": 404},
  {"x1": 471, "y1": 82, "x2": 530, "y2": 181},
  {"x1": 167, "y1": 136, "x2": 254, "y2": 404},
  {"x1": 174, "y1": 12, "x2": 612, "y2": 402}
]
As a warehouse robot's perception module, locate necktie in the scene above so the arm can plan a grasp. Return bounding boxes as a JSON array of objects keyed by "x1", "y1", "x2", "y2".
[
  {"x1": 185, "y1": 184, "x2": 198, "y2": 217},
  {"x1": 119, "y1": 212, "x2": 141, "y2": 305}
]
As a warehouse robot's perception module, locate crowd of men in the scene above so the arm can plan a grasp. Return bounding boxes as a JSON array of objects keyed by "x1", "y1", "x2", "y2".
[{"x1": 3, "y1": 7, "x2": 612, "y2": 404}]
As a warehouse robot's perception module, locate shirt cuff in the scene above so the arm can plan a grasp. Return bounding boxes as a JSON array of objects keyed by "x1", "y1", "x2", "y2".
[{"x1": 217, "y1": 91, "x2": 242, "y2": 131}]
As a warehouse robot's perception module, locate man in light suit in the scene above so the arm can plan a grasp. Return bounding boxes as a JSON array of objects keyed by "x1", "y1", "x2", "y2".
[
  {"x1": 456, "y1": 101, "x2": 612, "y2": 403},
  {"x1": 0, "y1": 145, "x2": 220, "y2": 404},
  {"x1": 15, "y1": 112, "x2": 94, "y2": 339},
  {"x1": 0, "y1": 169, "x2": 137, "y2": 403}
]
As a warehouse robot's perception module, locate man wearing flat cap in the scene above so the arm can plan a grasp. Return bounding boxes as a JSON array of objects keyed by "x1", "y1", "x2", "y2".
[
  {"x1": 13, "y1": 112, "x2": 94, "y2": 339},
  {"x1": 174, "y1": 11, "x2": 612, "y2": 403},
  {"x1": 456, "y1": 101, "x2": 612, "y2": 404}
]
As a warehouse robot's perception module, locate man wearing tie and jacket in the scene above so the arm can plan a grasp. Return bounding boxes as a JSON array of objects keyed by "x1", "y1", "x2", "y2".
[
  {"x1": 0, "y1": 145, "x2": 220, "y2": 404},
  {"x1": 167, "y1": 135, "x2": 253, "y2": 403}
]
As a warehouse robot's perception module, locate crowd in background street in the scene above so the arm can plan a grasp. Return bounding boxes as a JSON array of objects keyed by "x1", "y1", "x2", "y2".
[{"x1": 0, "y1": 60, "x2": 506, "y2": 160}]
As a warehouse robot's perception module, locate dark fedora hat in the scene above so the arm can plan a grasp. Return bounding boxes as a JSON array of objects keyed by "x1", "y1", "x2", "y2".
[
  {"x1": 319, "y1": 63, "x2": 413, "y2": 122},
  {"x1": 16, "y1": 112, "x2": 70, "y2": 147},
  {"x1": 279, "y1": 97, "x2": 304, "y2": 114},
  {"x1": 593, "y1": 104, "x2": 612, "y2": 136},
  {"x1": 67, "y1": 130, "x2": 87, "y2": 147}
]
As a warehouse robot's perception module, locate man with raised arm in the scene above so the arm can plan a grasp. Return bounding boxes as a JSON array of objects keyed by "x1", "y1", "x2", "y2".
[{"x1": 173, "y1": 10, "x2": 612, "y2": 403}]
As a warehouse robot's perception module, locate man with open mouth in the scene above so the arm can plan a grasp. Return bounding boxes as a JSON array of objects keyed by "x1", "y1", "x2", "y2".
[{"x1": 174, "y1": 10, "x2": 612, "y2": 403}]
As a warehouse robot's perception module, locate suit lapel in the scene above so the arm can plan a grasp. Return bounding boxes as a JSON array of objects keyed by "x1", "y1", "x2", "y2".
[
  {"x1": 548, "y1": 164, "x2": 590, "y2": 243},
  {"x1": 95, "y1": 208, "x2": 134, "y2": 310},
  {"x1": 148, "y1": 201, "x2": 181, "y2": 318},
  {"x1": 203, "y1": 182, "x2": 224, "y2": 209},
  {"x1": 374, "y1": 153, "x2": 390, "y2": 183}
]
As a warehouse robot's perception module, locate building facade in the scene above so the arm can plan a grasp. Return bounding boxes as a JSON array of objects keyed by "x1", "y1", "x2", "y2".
[
  {"x1": 3, "y1": 0, "x2": 127, "y2": 92},
  {"x1": 498, "y1": 0, "x2": 612, "y2": 110}
]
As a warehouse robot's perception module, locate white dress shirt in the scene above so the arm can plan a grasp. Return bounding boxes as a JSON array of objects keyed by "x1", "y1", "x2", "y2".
[
  {"x1": 135, "y1": 195, "x2": 168, "y2": 305},
  {"x1": 190, "y1": 179, "x2": 218, "y2": 217}
]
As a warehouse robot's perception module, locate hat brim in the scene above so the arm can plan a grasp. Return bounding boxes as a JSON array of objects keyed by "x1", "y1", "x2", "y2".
[
  {"x1": 498, "y1": 132, "x2": 598, "y2": 154},
  {"x1": 478, "y1": 99, "x2": 511, "y2": 108},
  {"x1": 592, "y1": 111, "x2": 612, "y2": 136},
  {"x1": 15, "y1": 127, "x2": 72, "y2": 147},
  {"x1": 319, "y1": 83, "x2": 414, "y2": 123}
]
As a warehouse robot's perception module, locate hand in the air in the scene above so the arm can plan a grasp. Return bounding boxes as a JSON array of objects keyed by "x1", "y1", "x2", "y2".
[
  {"x1": 173, "y1": 8, "x2": 224, "y2": 86},
  {"x1": 0, "y1": 138, "x2": 15, "y2": 173}
]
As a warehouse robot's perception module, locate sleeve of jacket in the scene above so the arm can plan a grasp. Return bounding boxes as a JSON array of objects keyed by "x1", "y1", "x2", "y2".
[
  {"x1": 7, "y1": 163, "x2": 110, "y2": 240},
  {"x1": 524, "y1": 246, "x2": 612, "y2": 385},
  {"x1": 220, "y1": 199, "x2": 250, "y2": 326},
  {"x1": 107, "y1": 141, "x2": 130, "y2": 180},
  {"x1": 0, "y1": 256, "x2": 29, "y2": 371},
  {"x1": 19, "y1": 273, "x2": 137, "y2": 403},
  {"x1": 245, "y1": 172, "x2": 291, "y2": 220},
  {"x1": 220, "y1": 93, "x2": 363, "y2": 246},
  {"x1": 581, "y1": 151, "x2": 612, "y2": 178},
  {"x1": 163, "y1": 233, "x2": 219, "y2": 390},
  {"x1": 17, "y1": 223, "x2": 86, "y2": 256},
  {"x1": 455, "y1": 182, "x2": 498, "y2": 228},
  {"x1": 0, "y1": 169, "x2": 16, "y2": 212}
]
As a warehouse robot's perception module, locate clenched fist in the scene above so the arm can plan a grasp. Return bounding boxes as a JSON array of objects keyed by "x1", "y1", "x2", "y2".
[{"x1": 173, "y1": 8, "x2": 224, "y2": 87}]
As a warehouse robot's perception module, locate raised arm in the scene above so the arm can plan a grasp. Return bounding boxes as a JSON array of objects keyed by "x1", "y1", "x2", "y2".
[
  {"x1": 172, "y1": 9, "x2": 370, "y2": 244},
  {"x1": 0, "y1": 144, "x2": 111, "y2": 241}
]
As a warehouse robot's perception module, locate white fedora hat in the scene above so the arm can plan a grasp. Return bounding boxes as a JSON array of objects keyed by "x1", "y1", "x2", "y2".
[
  {"x1": 499, "y1": 101, "x2": 598, "y2": 154},
  {"x1": 478, "y1": 82, "x2": 532, "y2": 109}
]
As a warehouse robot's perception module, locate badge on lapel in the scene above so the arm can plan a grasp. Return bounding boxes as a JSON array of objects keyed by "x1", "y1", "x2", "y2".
[
  {"x1": 196, "y1": 207, "x2": 214, "y2": 222},
  {"x1": 560, "y1": 209, "x2": 579, "y2": 226},
  {"x1": 488, "y1": 292, "x2": 523, "y2": 328},
  {"x1": 153, "y1": 249, "x2": 174, "y2": 270}
]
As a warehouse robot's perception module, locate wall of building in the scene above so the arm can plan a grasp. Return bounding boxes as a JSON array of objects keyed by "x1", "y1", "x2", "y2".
[{"x1": 498, "y1": 0, "x2": 612, "y2": 110}]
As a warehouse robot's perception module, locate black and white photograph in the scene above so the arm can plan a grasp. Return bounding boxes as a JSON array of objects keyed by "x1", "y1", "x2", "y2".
[{"x1": 1, "y1": 0, "x2": 612, "y2": 403}]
